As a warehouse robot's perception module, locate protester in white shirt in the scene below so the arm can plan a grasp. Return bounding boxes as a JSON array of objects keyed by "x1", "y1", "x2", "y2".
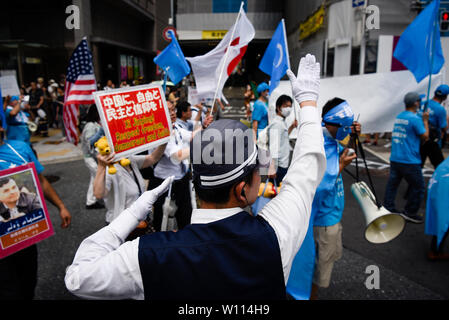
[
  {"x1": 269, "y1": 95, "x2": 298, "y2": 182},
  {"x1": 65, "y1": 54, "x2": 325, "y2": 300},
  {"x1": 148, "y1": 100, "x2": 213, "y2": 231},
  {"x1": 93, "y1": 144, "x2": 167, "y2": 224},
  {"x1": 80, "y1": 105, "x2": 103, "y2": 210},
  {"x1": 176, "y1": 101, "x2": 203, "y2": 131}
]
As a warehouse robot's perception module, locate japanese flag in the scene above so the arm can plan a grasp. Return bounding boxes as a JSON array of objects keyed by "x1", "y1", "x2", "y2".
[{"x1": 186, "y1": 7, "x2": 255, "y2": 100}]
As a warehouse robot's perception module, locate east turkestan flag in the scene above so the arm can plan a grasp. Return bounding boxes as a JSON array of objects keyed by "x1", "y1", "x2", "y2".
[
  {"x1": 394, "y1": 0, "x2": 445, "y2": 83},
  {"x1": 154, "y1": 30, "x2": 191, "y2": 85},
  {"x1": 186, "y1": 6, "x2": 255, "y2": 100},
  {"x1": 259, "y1": 20, "x2": 289, "y2": 93}
]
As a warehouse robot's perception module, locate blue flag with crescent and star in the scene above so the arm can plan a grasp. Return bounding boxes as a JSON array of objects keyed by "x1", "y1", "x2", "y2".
[
  {"x1": 393, "y1": 0, "x2": 444, "y2": 83},
  {"x1": 259, "y1": 20, "x2": 289, "y2": 93},
  {"x1": 154, "y1": 30, "x2": 191, "y2": 85}
]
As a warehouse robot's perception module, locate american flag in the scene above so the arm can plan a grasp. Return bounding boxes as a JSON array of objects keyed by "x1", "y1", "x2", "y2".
[{"x1": 63, "y1": 38, "x2": 96, "y2": 144}]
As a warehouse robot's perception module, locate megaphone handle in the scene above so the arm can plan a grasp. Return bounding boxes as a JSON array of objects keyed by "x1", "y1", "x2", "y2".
[{"x1": 354, "y1": 134, "x2": 381, "y2": 209}]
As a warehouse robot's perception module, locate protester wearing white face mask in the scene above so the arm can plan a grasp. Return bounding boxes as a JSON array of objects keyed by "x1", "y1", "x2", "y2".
[{"x1": 269, "y1": 95, "x2": 297, "y2": 182}]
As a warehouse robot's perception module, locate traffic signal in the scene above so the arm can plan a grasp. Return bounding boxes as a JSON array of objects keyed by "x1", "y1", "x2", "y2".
[{"x1": 441, "y1": 10, "x2": 449, "y2": 32}]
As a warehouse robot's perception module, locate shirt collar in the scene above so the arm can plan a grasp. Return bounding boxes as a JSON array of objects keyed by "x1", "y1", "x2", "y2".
[
  {"x1": 190, "y1": 207, "x2": 245, "y2": 224},
  {"x1": 274, "y1": 115, "x2": 284, "y2": 122}
]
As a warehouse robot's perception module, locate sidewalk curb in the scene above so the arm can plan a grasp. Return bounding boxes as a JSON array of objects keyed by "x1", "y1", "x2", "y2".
[{"x1": 39, "y1": 155, "x2": 84, "y2": 166}]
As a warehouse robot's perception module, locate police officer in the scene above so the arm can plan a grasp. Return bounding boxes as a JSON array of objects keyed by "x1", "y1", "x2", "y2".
[{"x1": 64, "y1": 54, "x2": 326, "y2": 300}]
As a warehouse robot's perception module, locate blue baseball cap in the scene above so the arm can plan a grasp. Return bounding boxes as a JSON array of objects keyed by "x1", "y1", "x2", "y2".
[
  {"x1": 435, "y1": 84, "x2": 449, "y2": 96},
  {"x1": 256, "y1": 82, "x2": 269, "y2": 94},
  {"x1": 10, "y1": 96, "x2": 20, "y2": 102}
]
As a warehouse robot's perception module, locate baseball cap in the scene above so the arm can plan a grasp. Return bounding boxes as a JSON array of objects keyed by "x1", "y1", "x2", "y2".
[
  {"x1": 190, "y1": 119, "x2": 270, "y2": 189},
  {"x1": 404, "y1": 92, "x2": 421, "y2": 107},
  {"x1": 10, "y1": 96, "x2": 20, "y2": 102},
  {"x1": 435, "y1": 84, "x2": 449, "y2": 96},
  {"x1": 256, "y1": 82, "x2": 269, "y2": 94}
]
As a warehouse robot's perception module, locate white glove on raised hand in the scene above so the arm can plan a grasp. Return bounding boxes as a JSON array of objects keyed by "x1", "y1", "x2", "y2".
[
  {"x1": 286, "y1": 53, "x2": 320, "y2": 105},
  {"x1": 128, "y1": 176, "x2": 175, "y2": 221}
]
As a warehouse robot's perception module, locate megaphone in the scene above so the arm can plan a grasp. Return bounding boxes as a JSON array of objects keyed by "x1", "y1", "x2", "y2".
[
  {"x1": 351, "y1": 181, "x2": 405, "y2": 244},
  {"x1": 27, "y1": 121, "x2": 37, "y2": 132}
]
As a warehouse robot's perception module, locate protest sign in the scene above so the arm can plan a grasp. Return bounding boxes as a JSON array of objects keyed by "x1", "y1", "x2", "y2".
[
  {"x1": 93, "y1": 84, "x2": 172, "y2": 160},
  {"x1": 0, "y1": 75, "x2": 20, "y2": 97},
  {"x1": 0, "y1": 163, "x2": 54, "y2": 259}
]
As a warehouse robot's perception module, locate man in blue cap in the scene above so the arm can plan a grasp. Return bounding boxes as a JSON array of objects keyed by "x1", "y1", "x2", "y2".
[
  {"x1": 252, "y1": 82, "x2": 270, "y2": 139},
  {"x1": 420, "y1": 84, "x2": 449, "y2": 169},
  {"x1": 384, "y1": 92, "x2": 430, "y2": 224},
  {"x1": 64, "y1": 54, "x2": 326, "y2": 300},
  {"x1": 4, "y1": 95, "x2": 34, "y2": 146}
]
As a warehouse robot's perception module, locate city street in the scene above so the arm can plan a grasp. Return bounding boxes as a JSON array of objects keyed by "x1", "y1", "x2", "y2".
[
  {"x1": 2, "y1": 0, "x2": 449, "y2": 303},
  {"x1": 32, "y1": 130, "x2": 449, "y2": 300}
]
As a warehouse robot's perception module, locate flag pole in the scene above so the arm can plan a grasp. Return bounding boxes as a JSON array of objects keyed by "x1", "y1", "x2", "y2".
[
  {"x1": 210, "y1": 1, "x2": 244, "y2": 118},
  {"x1": 163, "y1": 69, "x2": 168, "y2": 93},
  {"x1": 282, "y1": 19, "x2": 290, "y2": 70},
  {"x1": 424, "y1": 2, "x2": 439, "y2": 112},
  {"x1": 281, "y1": 18, "x2": 297, "y2": 124}
]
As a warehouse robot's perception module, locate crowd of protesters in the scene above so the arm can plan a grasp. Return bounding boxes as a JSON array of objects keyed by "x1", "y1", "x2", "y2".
[{"x1": 1, "y1": 60, "x2": 449, "y2": 301}]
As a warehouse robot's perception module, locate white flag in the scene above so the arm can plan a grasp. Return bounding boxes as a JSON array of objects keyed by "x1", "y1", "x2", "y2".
[{"x1": 186, "y1": 7, "x2": 255, "y2": 100}]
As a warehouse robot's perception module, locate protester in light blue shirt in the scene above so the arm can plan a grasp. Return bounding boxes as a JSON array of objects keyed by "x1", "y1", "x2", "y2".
[
  {"x1": 287, "y1": 97, "x2": 360, "y2": 300},
  {"x1": 0, "y1": 122, "x2": 72, "y2": 299},
  {"x1": 384, "y1": 92, "x2": 429, "y2": 224},
  {"x1": 5, "y1": 96, "x2": 33, "y2": 145},
  {"x1": 251, "y1": 82, "x2": 269, "y2": 139},
  {"x1": 420, "y1": 84, "x2": 449, "y2": 168},
  {"x1": 425, "y1": 157, "x2": 449, "y2": 261}
]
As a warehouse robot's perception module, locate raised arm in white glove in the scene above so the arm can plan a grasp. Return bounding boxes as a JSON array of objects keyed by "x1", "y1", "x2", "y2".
[
  {"x1": 286, "y1": 53, "x2": 320, "y2": 105},
  {"x1": 127, "y1": 176, "x2": 175, "y2": 222}
]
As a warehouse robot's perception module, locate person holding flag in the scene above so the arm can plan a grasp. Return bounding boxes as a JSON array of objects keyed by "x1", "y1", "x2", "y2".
[{"x1": 259, "y1": 19, "x2": 290, "y2": 94}]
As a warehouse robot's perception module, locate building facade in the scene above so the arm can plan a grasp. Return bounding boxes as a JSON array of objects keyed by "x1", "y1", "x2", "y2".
[
  {"x1": 283, "y1": 0, "x2": 425, "y2": 78},
  {"x1": 0, "y1": 0, "x2": 171, "y2": 87},
  {"x1": 176, "y1": 0, "x2": 283, "y2": 85}
]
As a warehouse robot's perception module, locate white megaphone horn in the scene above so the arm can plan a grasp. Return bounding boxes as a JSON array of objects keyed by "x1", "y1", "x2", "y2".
[
  {"x1": 351, "y1": 181, "x2": 405, "y2": 244},
  {"x1": 27, "y1": 121, "x2": 37, "y2": 132}
]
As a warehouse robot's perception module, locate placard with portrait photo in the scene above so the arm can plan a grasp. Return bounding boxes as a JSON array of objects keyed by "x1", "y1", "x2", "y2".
[{"x1": 0, "y1": 163, "x2": 54, "y2": 259}]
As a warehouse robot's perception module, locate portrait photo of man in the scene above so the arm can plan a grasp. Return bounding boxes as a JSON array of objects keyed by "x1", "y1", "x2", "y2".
[{"x1": 0, "y1": 177, "x2": 42, "y2": 224}]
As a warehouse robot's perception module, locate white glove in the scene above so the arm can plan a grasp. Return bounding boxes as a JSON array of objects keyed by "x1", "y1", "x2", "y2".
[
  {"x1": 286, "y1": 53, "x2": 320, "y2": 105},
  {"x1": 128, "y1": 176, "x2": 175, "y2": 221}
]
